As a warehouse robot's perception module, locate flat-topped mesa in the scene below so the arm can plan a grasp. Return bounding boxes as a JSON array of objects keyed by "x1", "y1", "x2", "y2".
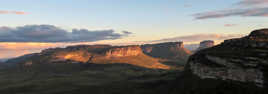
[
  {"x1": 105, "y1": 45, "x2": 143, "y2": 57},
  {"x1": 198, "y1": 40, "x2": 214, "y2": 50},
  {"x1": 7, "y1": 42, "x2": 178, "y2": 70},
  {"x1": 153, "y1": 42, "x2": 184, "y2": 48},
  {"x1": 141, "y1": 42, "x2": 191, "y2": 60},
  {"x1": 142, "y1": 42, "x2": 184, "y2": 53},
  {"x1": 221, "y1": 29, "x2": 268, "y2": 48},
  {"x1": 50, "y1": 45, "x2": 143, "y2": 62},
  {"x1": 41, "y1": 45, "x2": 111, "y2": 54}
]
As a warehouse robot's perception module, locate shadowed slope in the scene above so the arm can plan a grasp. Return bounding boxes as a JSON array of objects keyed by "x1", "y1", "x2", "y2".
[
  {"x1": 7, "y1": 45, "x2": 171, "y2": 69},
  {"x1": 177, "y1": 29, "x2": 268, "y2": 94}
]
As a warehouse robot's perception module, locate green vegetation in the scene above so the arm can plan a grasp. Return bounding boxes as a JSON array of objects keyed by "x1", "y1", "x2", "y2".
[{"x1": 0, "y1": 63, "x2": 182, "y2": 94}]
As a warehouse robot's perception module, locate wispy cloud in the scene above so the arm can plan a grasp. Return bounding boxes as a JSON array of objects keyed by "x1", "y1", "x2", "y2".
[
  {"x1": 0, "y1": 41, "x2": 111, "y2": 59},
  {"x1": 224, "y1": 24, "x2": 237, "y2": 27},
  {"x1": 0, "y1": 25, "x2": 132, "y2": 42},
  {"x1": 237, "y1": 0, "x2": 268, "y2": 6},
  {"x1": 193, "y1": 0, "x2": 268, "y2": 19},
  {"x1": 151, "y1": 34, "x2": 243, "y2": 43},
  {"x1": 0, "y1": 43, "x2": 59, "y2": 59},
  {"x1": 0, "y1": 10, "x2": 28, "y2": 15}
]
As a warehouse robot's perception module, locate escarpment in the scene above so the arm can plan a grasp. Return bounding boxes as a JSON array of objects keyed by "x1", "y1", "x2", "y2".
[
  {"x1": 184, "y1": 29, "x2": 268, "y2": 93},
  {"x1": 197, "y1": 40, "x2": 215, "y2": 50},
  {"x1": 105, "y1": 46, "x2": 143, "y2": 57},
  {"x1": 8, "y1": 44, "x2": 172, "y2": 69},
  {"x1": 50, "y1": 45, "x2": 143, "y2": 62},
  {"x1": 141, "y1": 42, "x2": 191, "y2": 61}
]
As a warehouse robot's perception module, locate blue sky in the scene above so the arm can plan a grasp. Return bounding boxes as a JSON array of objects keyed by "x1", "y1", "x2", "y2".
[
  {"x1": 1, "y1": 0, "x2": 268, "y2": 42},
  {"x1": 0, "y1": 0, "x2": 245, "y2": 35},
  {"x1": 1, "y1": 0, "x2": 266, "y2": 40},
  {"x1": 1, "y1": 0, "x2": 268, "y2": 58}
]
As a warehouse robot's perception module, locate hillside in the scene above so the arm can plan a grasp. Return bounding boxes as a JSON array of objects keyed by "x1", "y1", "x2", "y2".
[
  {"x1": 2, "y1": 29, "x2": 268, "y2": 94},
  {"x1": 2, "y1": 42, "x2": 190, "y2": 94},
  {"x1": 141, "y1": 42, "x2": 191, "y2": 66},
  {"x1": 171, "y1": 29, "x2": 268, "y2": 94},
  {"x1": 7, "y1": 42, "x2": 193, "y2": 70}
]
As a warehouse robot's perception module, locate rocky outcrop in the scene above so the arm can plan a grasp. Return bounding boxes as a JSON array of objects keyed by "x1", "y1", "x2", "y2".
[
  {"x1": 186, "y1": 29, "x2": 268, "y2": 92},
  {"x1": 141, "y1": 42, "x2": 191, "y2": 61},
  {"x1": 197, "y1": 40, "x2": 214, "y2": 50},
  {"x1": 221, "y1": 29, "x2": 268, "y2": 48},
  {"x1": 248, "y1": 29, "x2": 268, "y2": 41},
  {"x1": 50, "y1": 45, "x2": 144, "y2": 62},
  {"x1": 105, "y1": 46, "x2": 143, "y2": 57},
  {"x1": 41, "y1": 45, "x2": 112, "y2": 63},
  {"x1": 7, "y1": 44, "x2": 173, "y2": 69},
  {"x1": 53, "y1": 51, "x2": 93, "y2": 63}
]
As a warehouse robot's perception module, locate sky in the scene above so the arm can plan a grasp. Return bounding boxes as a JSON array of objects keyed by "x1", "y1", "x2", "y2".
[{"x1": 1, "y1": 0, "x2": 268, "y2": 59}]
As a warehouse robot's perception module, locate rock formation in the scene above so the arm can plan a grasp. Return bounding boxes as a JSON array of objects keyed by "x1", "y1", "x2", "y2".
[
  {"x1": 7, "y1": 44, "x2": 173, "y2": 69},
  {"x1": 50, "y1": 45, "x2": 144, "y2": 62},
  {"x1": 105, "y1": 46, "x2": 142, "y2": 57},
  {"x1": 141, "y1": 42, "x2": 191, "y2": 61},
  {"x1": 184, "y1": 29, "x2": 268, "y2": 93},
  {"x1": 197, "y1": 40, "x2": 215, "y2": 50}
]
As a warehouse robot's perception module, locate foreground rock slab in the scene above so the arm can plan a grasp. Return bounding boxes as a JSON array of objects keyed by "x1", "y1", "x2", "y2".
[{"x1": 185, "y1": 29, "x2": 268, "y2": 93}]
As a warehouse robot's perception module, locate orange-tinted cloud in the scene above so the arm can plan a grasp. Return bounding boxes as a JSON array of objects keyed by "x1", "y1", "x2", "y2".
[
  {"x1": 193, "y1": 0, "x2": 268, "y2": 20},
  {"x1": 0, "y1": 43, "x2": 60, "y2": 59},
  {"x1": 0, "y1": 42, "x2": 105, "y2": 59},
  {"x1": 12, "y1": 11, "x2": 28, "y2": 15},
  {"x1": 224, "y1": 24, "x2": 237, "y2": 27},
  {"x1": 0, "y1": 10, "x2": 9, "y2": 14},
  {"x1": 0, "y1": 10, "x2": 28, "y2": 15}
]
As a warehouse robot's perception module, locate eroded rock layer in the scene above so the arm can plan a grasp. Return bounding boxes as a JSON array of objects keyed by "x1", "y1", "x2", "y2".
[
  {"x1": 7, "y1": 44, "x2": 173, "y2": 69},
  {"x1": 187, "y1": 29, "x2": 268, "y2": 89},
  {"x1": 141, "y1": 42, "x2": 191, "y2": 61},
  {"x1": 197, "y1": 40, "x2": 215, "y2": 50}
]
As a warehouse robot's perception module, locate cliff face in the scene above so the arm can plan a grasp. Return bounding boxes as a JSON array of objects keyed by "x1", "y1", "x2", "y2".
[
  {"x1": 53, "y1": 51, "x2": 92, "y2": 63},
  {"x1": 105, "y1": 46, "x2": 143, "y2": 57},
  {"x1": 42, "y1": 45, "x2": 111, "y2": 63},
  {"x1": 186, "y1": 29, "x2": 268, "y2": 90},
  {"x1": 49, "y1": 45, "x2": 143, "y2": 63},
  {"x1": 50, "y1": 45, "x2": 143, "y2": 61},
  {"x1": 197, "y1": 40, "x2": 214, "y2": 50},
  {"x1": 248, "y1": 29, "x2": 268, "y2": 41},
  {"x1": 8, "y1": 44, "x2": 172, "y2": 69},
  {"x1": 141, "y1": 42, "x2": 191, "y2": 61}
]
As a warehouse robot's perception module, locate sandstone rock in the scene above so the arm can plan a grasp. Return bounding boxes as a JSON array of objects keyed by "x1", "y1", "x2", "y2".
[
  {"x1": 105, "y1": 46, "x2": 142, "y2": 57},
  {"x1": 248, "y1": 29, "x2": 268, "y2": 41},
  {"x1": 186, "y1": 29, "x2": 268, "y2": 90},
  {"x1": 24, "y1": 61, "x2": 33, "y2": 66},
  {"x1": 141, "y1": 42, "x2": 191, "y2": 61},
  {"x1": 197, "y1": 40, "x2": 215, "y2": 50},
  {"x1": 7, "y1": 43, "x2": 175, "y2": 69}
]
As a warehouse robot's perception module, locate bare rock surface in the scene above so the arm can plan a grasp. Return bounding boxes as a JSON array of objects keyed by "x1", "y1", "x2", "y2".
[
  {"x1": 197, "y1": 40, "x2": 215, "y2": 50},
  {"x1": 187, "y1": 29, "x2": 268, "y2": 90}
]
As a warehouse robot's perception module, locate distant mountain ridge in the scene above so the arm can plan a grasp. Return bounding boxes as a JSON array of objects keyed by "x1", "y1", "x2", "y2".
[
  {"x1": 7, "y1": 42, "x2": 192, "y2": 70},
  {"x1": 142, "y1": 42, "x2": 191, "y2": 61}
]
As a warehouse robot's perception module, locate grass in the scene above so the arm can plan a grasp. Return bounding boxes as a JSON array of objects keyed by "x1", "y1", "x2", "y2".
[
  {"x1": 0, "y1": 62, "x2": 182, "y2": 94},
  {"x1": 91, "y1": 54, "x2": 172, "y2": 69}
]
